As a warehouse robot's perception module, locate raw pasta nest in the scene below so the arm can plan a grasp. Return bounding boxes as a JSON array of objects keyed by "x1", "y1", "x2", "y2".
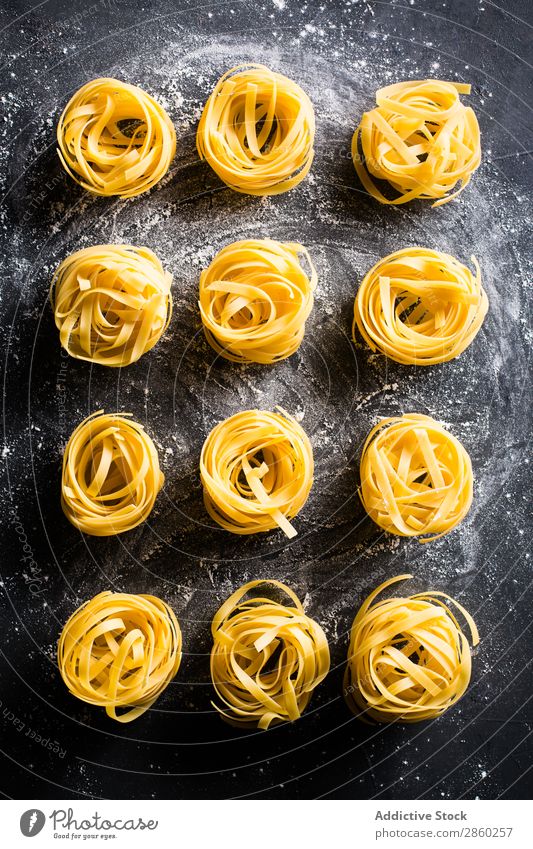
[
  {"x1": 344, "y1": 574, "x2": 479, "y2": 723},
  {"x1": 359, "y1": 413, "x2": 473, "y2": 542},
  {"x1": 211, "y1": 579, "x2": 330, "y2": 728},
  {"x1": 57, "y1": 77, "x2": 176, "y2": 197},
  {"x1": 61, "y1": 411, "x2": 164, "y2": 536},
  {"x1": 58, "y1": 591, "x2": 182, "y2": 723},
  {"x1": 196, "y1": 63, "x2": 315, "y2": 195},
  {"x1": 199, "y1": 238, "x2": 316, "y2": 364},
  {"x1": 353, "y1": 247, "x2": 488, "y2": 365},
  {"x1": 200, "y1": 407, "x2": 313, "y2": 538},
  {"x1": 50, "y1": 244, "x2": 173, "y2": 367},
  {"x1": 352, "y1": 79, "x2": 481, "y2": 206}
]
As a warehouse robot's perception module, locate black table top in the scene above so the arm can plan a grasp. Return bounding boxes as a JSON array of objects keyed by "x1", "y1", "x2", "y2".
[{"x1": 1, "y1": 0, "x2": 531, "y2": 801}]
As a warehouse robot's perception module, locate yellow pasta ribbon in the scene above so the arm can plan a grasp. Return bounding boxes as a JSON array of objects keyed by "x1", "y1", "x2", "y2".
[
  {"x1": 352, "y1": 79, "x2": 480, "y2": 206},
  {"x1": 200, "y1": 408, "x2": 313, "y2": 537},
  {"x1": 57, "y1": 78, "x2": 176, "y2": 197},
  {"x1": 58, "y1": 591, "x2": 182, "y2": 723},
  {"x1": 344, "y1": 574, "x2": 479, "y2": 723},
  {"x1": 196, "y1": 64, "x2": 315, "y2": 195},
  {"x1": 211, "y1": 579, "x2": 330, "y2": 728},
  {"x1": 199, "y1": 238, "x2": 316, "y2": 364},
  {"x1": 353, "y1": 247, "x2": 488, "y2": 365},
  {"x1": 359, "y1": 413, "x2": 473, "y2": 542},
  {"x1": 50, "y1": 244, "x2": 172, "y2": 367},
  {"x1": 61, "y1": 411, "x2": 164, "y2": 536}
]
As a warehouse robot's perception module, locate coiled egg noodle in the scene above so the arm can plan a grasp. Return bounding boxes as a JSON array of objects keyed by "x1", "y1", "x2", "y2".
[
  {"x1": 359, "y1": 413, "x2": 473, "y2": 542},
  {"x1": 353, "y1": 247, "x2": 488, "y2": 365},
  {"x1": 58, "y1": 591, "x2": 182, "y2": 723},
  {"x1": 344, "y1": 574, "x2": 479, "y2": 723},
  {"x1": 196, "y1": 63, "x2": 315, "y2": 195},
  {"x1": 199, "y1": 238, "x2": 316, "y2": 364},
  {"x1": 61, "y1": 411, "x2": 164, "y2": 536},
  {"x1": 211, "y1": 579, "x2": 330, "y2": 729},
  {"x1": 57, "y1": 77, "x2": 176, "y2": 197},
  {"x1": 352, "y1": 79, "x2": 481, "y2": 206},
  {"x1": 200, "y1": 407, "x2": 313, "y2": 538},
  {"x1": 50, "y1": 244, "x2": 172, "y2": 367}
]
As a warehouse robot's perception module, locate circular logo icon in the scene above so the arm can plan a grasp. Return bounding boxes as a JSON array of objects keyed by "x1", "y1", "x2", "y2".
[{"x1": 20, "y1": 810, "x2": 46, "y2": 837}]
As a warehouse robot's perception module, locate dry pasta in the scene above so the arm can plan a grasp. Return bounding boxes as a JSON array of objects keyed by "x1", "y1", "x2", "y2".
[
  {"x1": 344, "y1": 574, "x2": 479, "y2": 723},
  {"x1": 61, "y1": 411, "x2": 164, "y2": 536},
  {"x1": 353, "y1": 247, "x2": 488, "y2": 365},
  {"x1": 352, "y1": 79, "x2": 480, "y2": 206},
  {"x1": 199, "y1": 238, "x2": 316, "y2": 364},
  {"x1": 58, "y1": 591, "x2": 182, "y2": 723},
  {"x1": 57, "y1": 77, "x2": 176, "y2": 197},
  {"x1": 200, "y1": 408, "x2": 313, "y2": 538},
  {"x1": 211, "y1": 579, "x2": 330, "y2": 728},
  {"x1": 50, "y1": 244, "x2": 172, "y2": 367},
  {"x1": 196, "y1": 63, "x2": 315, "y2": 195},
  {"x1": 359, "y1": 413, "x2": 473, "y2": 542}
]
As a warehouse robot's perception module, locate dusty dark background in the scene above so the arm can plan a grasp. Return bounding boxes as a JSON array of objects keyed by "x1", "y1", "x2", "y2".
[{"x1": 1, "y1": 0, "x2": 531, "y2": 800}]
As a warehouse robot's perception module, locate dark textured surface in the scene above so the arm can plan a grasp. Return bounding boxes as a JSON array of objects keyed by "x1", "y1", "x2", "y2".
[{"x1": 1, "y1": 0, "x2": 532, "y2": 801}]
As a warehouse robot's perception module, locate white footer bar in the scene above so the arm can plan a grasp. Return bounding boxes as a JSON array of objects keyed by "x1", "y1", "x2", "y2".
[{"x1": 3, "y1": 799, "x2": 529, "y2": 848}]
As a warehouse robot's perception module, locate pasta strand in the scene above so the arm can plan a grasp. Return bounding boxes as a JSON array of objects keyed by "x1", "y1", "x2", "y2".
[
  {"x1": 344, "y1": 574, "x2": 479, "y2": 722},
  {"x1": 58, "y1": 591, "x2": 182, "y2": 723},
  {"x1": 359, "y1": 413, "x2": 473, "y2": 541},
  {"x1": 57, "y1": 78, "x2": 176, "y2": 197},
  {"x1": 211, "y1": 579, "x2": 330, "y2": 728},
  {"x1": 199, "y1": 238, "x2": 316, "y2": 363},
  {"x1": 51, "y1": 244, "x2": 172, "y2": 367},
  {"x1": 353, "y1": 247, "x2": 488, "y2": 365},
  {"x1": 200, "y1": 408, "x2": 313, "y2": 537},
  {"x1": 197, "y1": 64, "x2": 315, "y2": 195},
  {"x1": 61, "y1": 411, "x2": 164, "y2": 535},
  {"x1": 352, "y1": 79, "x2": 481, "y2": 206}
]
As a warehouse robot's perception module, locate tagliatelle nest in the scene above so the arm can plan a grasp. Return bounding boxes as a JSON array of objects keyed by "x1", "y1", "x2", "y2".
[
  {"x1": 344, "y1": 574, "x2": 479, "y2": 723},
  {"x1": 353, "y1": 247, "x2": 488, "y2": 365},
  {"x1": 61, "y1": 411, "x2": 164, "y2": 536},
  {"x1": 196, "y1": 63, "x2": 315, "y2": 195},
  {"x1": 57, "y1": 77, "x2": 176, "y2": 197},
  {"x1": 50, "y1": 244, "x2": 173, "y2": 367},
  {"x1": 200, "y1": 407, "x2": 314, "y2": 538},
  {"x1": 211, "y1": 579, "x2": 330, "y2": 729},
  {"x1": 58, "y1": 591, "x2": 182, "y2": 723},
  {"x1": 199, "y1": 238, "x2": 316, "y2": 364},
  {"x1": 352, "y1": 79, "x2": 481, "y2": 206},
  {"x1": 359, "y1": 413, "x2": 473, "y2": 542}
]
